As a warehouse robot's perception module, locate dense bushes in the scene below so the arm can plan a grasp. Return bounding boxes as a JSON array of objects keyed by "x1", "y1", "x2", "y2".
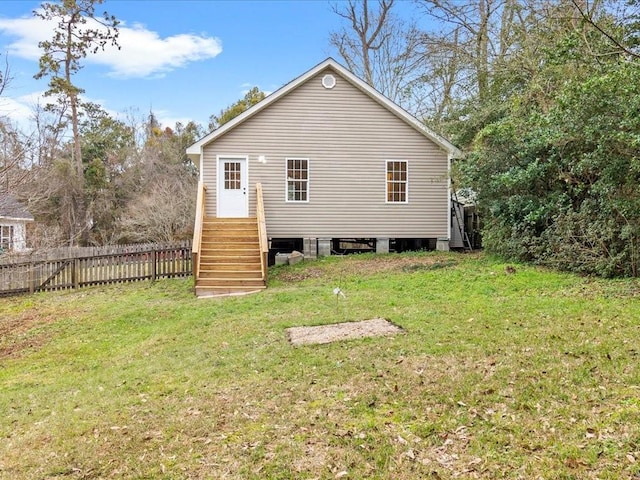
[{"x1": 463, "y1": 62, "x2": 640, "y2": 277}]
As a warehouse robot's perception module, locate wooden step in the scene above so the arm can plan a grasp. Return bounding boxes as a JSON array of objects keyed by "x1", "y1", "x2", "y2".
[
  {"x1": 200, "y1": 237, "x2": 260, "y2": 250},
  {"x1": 200, "y1": 257, "x2": 262, "y2": 265},
  {"x1": 203, "y1": 217, "x2": 257, "y2": 226},
  {"x1": 200, "y1": 262, "x2": 261, "y2": 270},
  {"x1": 201, "y1": 248, "x2": 259, "y2": 255},
  {"x1": 196, "y1": 216, "x2": 265, "y2": 296},
  {"x1": 202, "y1": 233, "x2": 257, "y2": 239},
  {"x1": 200, "y1": 249, "x2": 261, "y2": 256},
  {"x1": 201, "y1": 249, "x2": 260, "y2": 258},
  {"x1": 196, "y1": 277, "x2": 265, "y2": 288},
  {"x1": 203, "y1": 218, "x2": 257, "y2": 224},
  {"x1": 201, "y1": 231, "x2": 258, "y2": 239},
  {"x1": 198, "y1": 269, "x2": 262, "y2": 279},
  {"x1": 202, "y1": 224, "x2": 257, "y2": 232},
  {"x1": 202, "y1": 229, "x2": 257, "y2": 235},
  {"x1": 195, "y1": 285, "x2": 266, "y2": 298}
]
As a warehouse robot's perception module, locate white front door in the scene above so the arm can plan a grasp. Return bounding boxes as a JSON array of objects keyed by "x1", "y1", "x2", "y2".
[{"x1": 217, "y1": 157, "x2": 248, "y2": 217}]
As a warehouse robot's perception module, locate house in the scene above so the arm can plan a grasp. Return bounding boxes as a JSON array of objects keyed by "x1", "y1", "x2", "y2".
[
  {"x1": 0, "y1": 193, "x2": 34, "y2": 253},
  {"x1": 187, "y1": 58, "x2": 462, "y2": 296}
]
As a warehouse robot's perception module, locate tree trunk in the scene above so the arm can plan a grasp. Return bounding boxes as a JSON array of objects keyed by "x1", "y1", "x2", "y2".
[
  {"x1": 475, "y1": 0, "x2": 490, "y2": 102},
  {"x1": 66, "y1": 14, "x2": 87, "y2": 246}
]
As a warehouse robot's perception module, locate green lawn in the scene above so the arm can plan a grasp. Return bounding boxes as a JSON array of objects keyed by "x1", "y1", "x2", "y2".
[{"x1": 1, "y1": 252, "x2": 639, "y2": 479}]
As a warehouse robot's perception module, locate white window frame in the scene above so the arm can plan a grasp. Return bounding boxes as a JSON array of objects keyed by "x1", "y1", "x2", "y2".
[
  {"x1": 285, "y1": 157, "x2": 310, "y2": 203},
  {"x1": 385, "y1": 160, "x2": 409, "y2": 204},
  {"x1": 0, "y1": 225, "x2": 14, "y2": 250}
]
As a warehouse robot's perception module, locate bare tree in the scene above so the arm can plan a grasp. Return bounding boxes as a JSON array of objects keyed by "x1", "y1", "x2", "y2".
[
  {"x1": 330, "y1": 0, "x2": 425, "y2": 109},
  {"x1": 118, "y1": 174, "x2": 196, "y2": 243},
  {"x1": 116, "y1": 114, "x2": 199, "y2": 243},
  {"x1": 0, "y1": 53, "x2": 11, "y2": 99},
  {"x1": 328, "y1": 0, "x2": 523, "y2": 122},
  {"x1": 416, "y1": 0, "x2": 522, "y2": 104},
  {"x1": 0, "y1": 120, "x2": 32, "y2": 192}
]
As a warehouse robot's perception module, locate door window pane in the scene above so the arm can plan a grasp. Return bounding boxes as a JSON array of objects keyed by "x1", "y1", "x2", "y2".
[{"x1": 224, "y1": 162, "x2": 241, "y2": 190}]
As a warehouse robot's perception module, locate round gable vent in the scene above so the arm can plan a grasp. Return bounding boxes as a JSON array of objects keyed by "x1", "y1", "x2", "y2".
[{"x1": 322, "y1": 74, "x2": 336, "y2": 89}]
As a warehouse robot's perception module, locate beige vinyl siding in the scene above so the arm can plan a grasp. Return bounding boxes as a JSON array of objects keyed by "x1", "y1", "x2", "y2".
[{"x1": 202, "y1": 66, "x2": 449, "y2": 238}]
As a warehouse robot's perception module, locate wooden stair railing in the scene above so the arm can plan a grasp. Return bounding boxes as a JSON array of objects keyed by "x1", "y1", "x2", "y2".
[
  {"x1": 256, "y1": 183, "x2": 269, "y2": 283},
  {"x1": 192, "y1": 182, "x2": 267, "y2": 297},
  {"x1": 192, "y1": 181, "x2": 207, "y2": 282},
  {"x1": 195, "y1": 217, "x2": 264, "y2": 296}
]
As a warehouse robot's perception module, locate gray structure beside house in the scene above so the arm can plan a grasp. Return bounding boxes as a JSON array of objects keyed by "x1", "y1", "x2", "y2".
[
  {"x1": 187, "y1": 58, "x2": 462, "y2": 296},
  {"x1": 0, "y1": 194, "x2": 34, "y2": 252}
]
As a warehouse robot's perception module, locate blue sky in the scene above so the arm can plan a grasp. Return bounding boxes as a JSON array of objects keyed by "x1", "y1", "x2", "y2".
[{"x1": 0, "y1": 0, "x2": 371, "y2": 131}]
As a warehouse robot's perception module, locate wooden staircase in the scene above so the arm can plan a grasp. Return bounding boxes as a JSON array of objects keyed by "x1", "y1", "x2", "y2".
[{"x1": 195, "y1": 217, "x2": 266, "y2": 297}]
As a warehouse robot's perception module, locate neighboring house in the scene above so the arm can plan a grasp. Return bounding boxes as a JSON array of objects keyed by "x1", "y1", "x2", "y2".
[
  {"x1": 0, "y1": 193, "x2": 34, "y2": 253},
  {"x1": 187, "y1": 58, "x2": 462, "y2": 296}
]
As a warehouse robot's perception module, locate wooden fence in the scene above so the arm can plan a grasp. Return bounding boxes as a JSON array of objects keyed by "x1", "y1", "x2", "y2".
[{"x1": 0, "y1": 241, "x2": 192, "y2": 296}]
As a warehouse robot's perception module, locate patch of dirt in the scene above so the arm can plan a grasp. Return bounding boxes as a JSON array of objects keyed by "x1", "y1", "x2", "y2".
[
  {"x1": 0, "y1": 310, "x2": 57, "y2": 359},
  {"x1": 286, "y1": 318, "x2": 403, "y2": 346},
  {"x1": 275, "y1": 254, "x2": 459, "y2": 283},
  {"x1": 338, "y1": 255, "x2": 458, "y2": 276},
  {"x1": 0, "y1": 334, "x2": 50, "y2": 360},
  {"x1": 275, "y1": 267, "x2": 325, "y2": 282}
]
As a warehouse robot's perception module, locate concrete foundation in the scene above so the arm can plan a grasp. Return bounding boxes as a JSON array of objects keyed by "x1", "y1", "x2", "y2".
[
  {"x1": 436, "y1": 237, "x2": 450, "y2": 251},
  {"x1": 317, "y1": 238, "x2": 332, "y2": 257},
  {"x1": 275, "y1": 253, "x2": 289, "y2": 266},
  {"x1": 376, "y1": 238, "x2": 389, "y2": 254},
  {"x1": 303, "y1": 238, "x2": 318, "y2": 259}
]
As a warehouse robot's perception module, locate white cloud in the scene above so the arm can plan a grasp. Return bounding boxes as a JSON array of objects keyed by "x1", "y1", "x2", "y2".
[
  {"x1": 0, "y1": 15, "x2": 45, "y2": 61},
  {"x1": 0, "y1": 13, "x2": 222, "y2": 79},
  {"x1": 0, "y1": 91, "x2": 47, "y2": 128},
  {"x1": 0, "y1": 89, "x2": 131, "y2": 133},
  {"x1": 153, "y1": 110, "x2": 197, "y2": 130}
]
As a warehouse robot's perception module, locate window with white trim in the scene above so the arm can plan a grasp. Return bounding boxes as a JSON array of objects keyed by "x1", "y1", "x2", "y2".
[
  {"x1": 386, "y1": 160, "x2": 408, "y2": 203},
  {"x1": 0, "y1": 225, "x2": 14, "y2": 250},
  {"x1": 286, "y1": 158, "x2": 309, "y2": 202}
]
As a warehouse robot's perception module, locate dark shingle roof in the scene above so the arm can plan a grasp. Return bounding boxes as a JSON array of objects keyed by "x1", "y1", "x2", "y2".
[{"x1": 0, "y1": 193, "x2": 34, "y2": 221}]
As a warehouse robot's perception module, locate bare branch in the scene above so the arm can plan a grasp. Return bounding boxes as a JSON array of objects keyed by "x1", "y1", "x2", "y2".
[
  {"x1": 570, "y1": 0, "x2": 640, "y2": 59},
  {"x1": 0, "y1": 53, "x2": 11, "y2": 98}
]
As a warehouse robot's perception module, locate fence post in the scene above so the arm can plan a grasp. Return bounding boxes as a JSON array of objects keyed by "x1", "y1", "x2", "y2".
[
  {"x1": 151, "y1": 250, "x2": 157, "y2": 282},
  {"x1": 73, "y1": 258, "x2": 80, "y2": 289},
  {"x1": 29, "y1": 265, "x2": 35, "y2": 294}
]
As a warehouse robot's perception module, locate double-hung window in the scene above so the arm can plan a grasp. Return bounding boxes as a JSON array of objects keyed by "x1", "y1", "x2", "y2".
[
  {"x1": 0, "y1": 225, "x2": 14, "y2": 250},
  {"x1": 286, "y1": 158, "x2": 309, "y2": 202},
  {"x1": 386, "y1": 160, "x2": 408, "y2": 203}
]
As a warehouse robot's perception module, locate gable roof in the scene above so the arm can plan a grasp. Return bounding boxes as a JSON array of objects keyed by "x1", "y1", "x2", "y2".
[
  {"x1": 187, "y1": 58, "x2": 462, "y2": 160},
  {"x1": 0, "y1": 193, "x2": 34, "y2": 222}
]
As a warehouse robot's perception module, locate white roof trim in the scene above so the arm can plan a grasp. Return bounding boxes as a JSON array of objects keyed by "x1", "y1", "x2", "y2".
[
  {"x1": 186, "y1": 58, "x2": 462, "y2": 159},
  {"x1": 0, "y1": 216, "x2": 33, "y2": 222}
]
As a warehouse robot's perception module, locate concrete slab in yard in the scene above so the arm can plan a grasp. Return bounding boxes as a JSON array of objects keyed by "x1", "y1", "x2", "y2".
[{"x1": 286, "y1": 318, "x2": 403, "y2": 346}]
